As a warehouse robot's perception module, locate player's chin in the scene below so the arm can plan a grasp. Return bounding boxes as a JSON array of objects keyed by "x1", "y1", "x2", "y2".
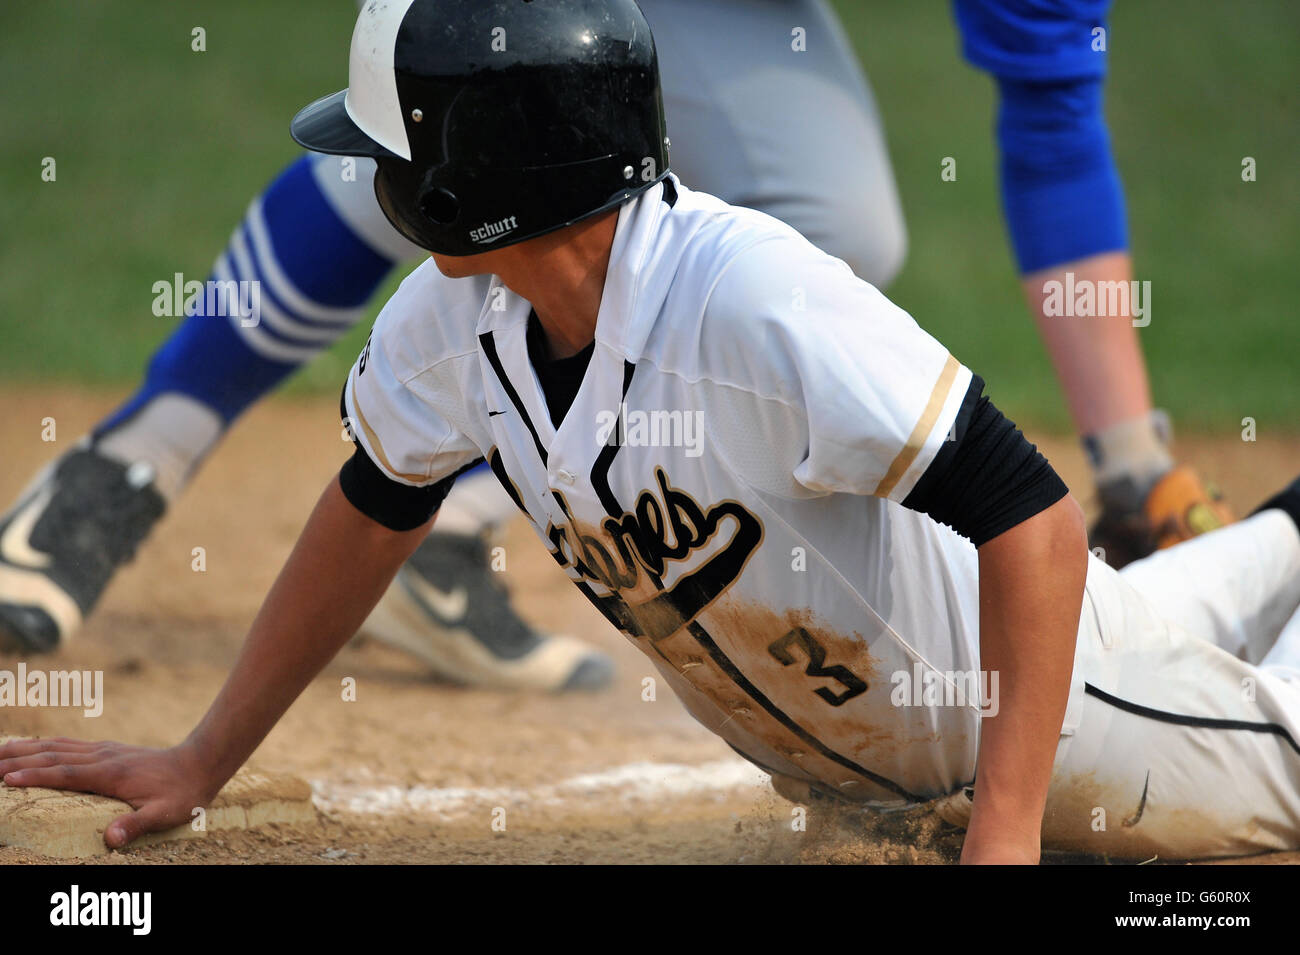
[{"x1": 429, "y1": 252, "x2": 489, "y2": 279}]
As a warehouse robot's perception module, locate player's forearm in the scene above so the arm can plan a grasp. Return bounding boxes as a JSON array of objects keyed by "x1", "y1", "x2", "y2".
[
  {"x1": 964, "y1": 494, "x2": 1088, "y2": 863},
  {"x1": 182, "y1": 475, "x2": 433, "y2": 794}
]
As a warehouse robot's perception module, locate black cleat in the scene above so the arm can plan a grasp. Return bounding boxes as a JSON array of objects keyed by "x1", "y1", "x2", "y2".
[{"x1": 0, "y1": 448, "x2": 165, "y2": 653}]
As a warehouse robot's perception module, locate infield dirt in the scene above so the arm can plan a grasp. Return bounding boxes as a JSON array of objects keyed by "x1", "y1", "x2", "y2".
[{"x1": 1, "y1": 388, "x2": 1295, "y2": 864}]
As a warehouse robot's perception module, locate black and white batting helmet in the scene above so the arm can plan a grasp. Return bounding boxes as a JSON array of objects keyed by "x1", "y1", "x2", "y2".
[{"x1": 291, "y1": 0, "x2": 671, "y2": 255}]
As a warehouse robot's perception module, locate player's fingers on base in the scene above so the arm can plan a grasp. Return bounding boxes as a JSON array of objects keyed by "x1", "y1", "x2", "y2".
[
  {"x1": 0, "y1": 737, "x2": 58, "y2": 759},
  {"x1": 105, "y1": 803, "x2": 184, "y2": 850},
  {"x1": 0, "y1": 760, "x2": 116, "y2": 792},
  {"x1": 0, "y1": 737, "x2": 101, "y2": 759},
  {"x1": 0, "y1": 739, "x2": 103, "y2": 773},
  {"x1": 40, "y1": 736, "x2": 103, "y2": 747},
  {"x1": 0, "y1": 751, "x2": 102, "y2": 776}
]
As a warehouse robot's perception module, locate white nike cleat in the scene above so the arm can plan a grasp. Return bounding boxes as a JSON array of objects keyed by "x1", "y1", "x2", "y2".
[
  {"x1": 358, "y1": 530, "x2": 614, "y2": 693},
  {"x1": 0, "y1": 448, "x2": 165, "y2": 653}
]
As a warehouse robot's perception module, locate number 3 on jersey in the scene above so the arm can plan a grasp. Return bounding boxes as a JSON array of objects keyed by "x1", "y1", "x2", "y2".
[{"x1": 767, "y1": 626, "x2": 868, "y2": 707}]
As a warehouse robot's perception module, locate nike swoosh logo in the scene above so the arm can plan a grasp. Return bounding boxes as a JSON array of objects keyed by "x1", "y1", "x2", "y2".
[
  {"x1": 0, "y1": 486, "x2": 55, "y2": 570},
  {"x1": 488, "y1": 410, "x2": 507, "y2": 417},
  {"x1": 402, "y1": 571, "x2": 470, "y2": 624}
]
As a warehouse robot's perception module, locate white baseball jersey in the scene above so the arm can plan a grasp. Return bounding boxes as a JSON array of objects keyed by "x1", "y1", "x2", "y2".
[{"x1": 344, "y1": 176, "x2": 1061, "y2": 804}]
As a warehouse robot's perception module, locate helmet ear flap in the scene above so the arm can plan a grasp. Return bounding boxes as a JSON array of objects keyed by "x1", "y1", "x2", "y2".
[
  {"x1": 420, "y1": 187, "x2": 460, "y2": 226},
  {"x1": 373, "y1": 159, "x2": 465, "y2": 249}
]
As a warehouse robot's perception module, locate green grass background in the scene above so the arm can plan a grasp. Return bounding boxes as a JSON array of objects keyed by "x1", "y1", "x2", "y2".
[{"x1": 1, "y1": 1, "x2": 1295, "y2": 432}]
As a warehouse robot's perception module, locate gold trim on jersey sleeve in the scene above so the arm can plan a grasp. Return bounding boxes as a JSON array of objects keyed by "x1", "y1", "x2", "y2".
[
  {"x1": 350, "y1": 386, "x2": 430, "y2": 484},
  {"x1": 874, "y1": 353, "x2": 961, "y2": 498}
]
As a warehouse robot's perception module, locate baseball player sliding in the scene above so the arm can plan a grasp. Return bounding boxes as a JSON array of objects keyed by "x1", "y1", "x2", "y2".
[
  {"x1": 0, "y1": 0, "x2": 1230, "y2": 679},
  {"x1": 3, "y1": 0, "x2": 1297, "y2": 863}
]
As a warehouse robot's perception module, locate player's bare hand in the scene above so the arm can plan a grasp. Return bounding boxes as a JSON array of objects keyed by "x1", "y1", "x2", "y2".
[{"x1": 0, "y1": 737, "x2": 218, "y2": 849}]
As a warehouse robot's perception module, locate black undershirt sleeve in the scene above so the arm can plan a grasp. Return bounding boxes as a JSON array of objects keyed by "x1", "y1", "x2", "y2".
[
  {"x1": 902, "y1": 375, "x2": 1069, "y2": 547},
  {"x1": 336, "y1": 385, "x2": 477, "y2": 532},
  {"x1": 338, "y1": 448, "x2": 459, "y2": 531}
]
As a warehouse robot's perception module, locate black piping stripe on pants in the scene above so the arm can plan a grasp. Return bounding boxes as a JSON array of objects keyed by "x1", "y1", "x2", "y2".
[{"x1": 1084, "y1": 683, "x2": 1300, "y2": 757}]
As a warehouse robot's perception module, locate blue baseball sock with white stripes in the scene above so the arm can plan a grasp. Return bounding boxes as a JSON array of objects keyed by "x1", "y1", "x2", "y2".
[{"x1": 93, "y1": 155, "x2": 401, "y2": 498}]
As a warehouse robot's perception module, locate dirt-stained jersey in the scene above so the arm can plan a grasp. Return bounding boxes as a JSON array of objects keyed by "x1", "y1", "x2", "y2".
[{"x1": 344, "y1": 176, "x2": 1044, "y2": 804}]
